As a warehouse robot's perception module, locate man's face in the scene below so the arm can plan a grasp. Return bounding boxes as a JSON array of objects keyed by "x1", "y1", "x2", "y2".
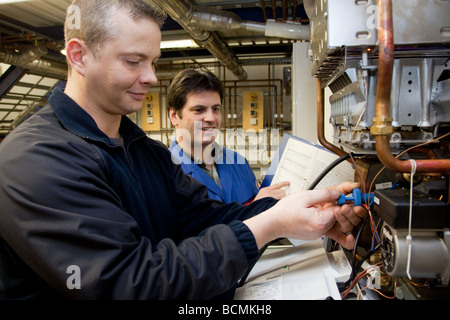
[
  {"x1": 170, "y1": 90, "x2": 222, "y2": 151},
  {"x1": 83, "y1": 9, "x2": 161, "y2": 117}
]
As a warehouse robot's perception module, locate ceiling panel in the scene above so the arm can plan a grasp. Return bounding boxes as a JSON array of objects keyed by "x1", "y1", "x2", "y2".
[{"x1": 0, "y1": 0, "x2": 70, "y2": 28}]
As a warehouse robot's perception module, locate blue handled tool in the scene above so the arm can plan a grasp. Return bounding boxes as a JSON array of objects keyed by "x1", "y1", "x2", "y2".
[{"x1": 337, "y1": 188, "x2": 373, "y2": 206}]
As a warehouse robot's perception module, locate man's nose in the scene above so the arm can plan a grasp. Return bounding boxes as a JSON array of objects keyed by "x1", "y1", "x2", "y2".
[
  {"x1": 203, "y1": 108, "x2": 216, "y2": 122},
  {"x1": 140, "y1": 64, "x2": 158, "y2": 86}
]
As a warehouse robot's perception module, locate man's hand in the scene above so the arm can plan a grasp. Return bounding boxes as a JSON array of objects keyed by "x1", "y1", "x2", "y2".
[
  {"x1": 323, "y1": 182, "x2": 366, "y2": 249},
  {"x1": 244, "y1": 181, "x2": 366, "y2": 250},
  {"x1": 324, "y1": 204, "x2": 366, "y2": 250},
  {"x1": 254, "y1": 181, "x2": 290, "y2": 201}
]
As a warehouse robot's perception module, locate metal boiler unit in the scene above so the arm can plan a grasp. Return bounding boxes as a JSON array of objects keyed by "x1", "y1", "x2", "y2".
[{"x1": 304, "y1": 0, "x2": 450, "y2": 299}]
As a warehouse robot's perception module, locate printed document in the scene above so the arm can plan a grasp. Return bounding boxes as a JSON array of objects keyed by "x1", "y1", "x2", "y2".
[{"x1": 270, "y1": 135, "x2": 354, "y2": 194}]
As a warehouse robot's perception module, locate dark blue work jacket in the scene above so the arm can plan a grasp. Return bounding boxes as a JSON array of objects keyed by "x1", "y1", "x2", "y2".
[{"x1": 0, "y1": 88, "x2": 277, "y2": 300}]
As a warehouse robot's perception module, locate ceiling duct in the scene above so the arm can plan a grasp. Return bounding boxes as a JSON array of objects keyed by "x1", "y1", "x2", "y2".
[
  {"x1": 150, "y1": 0, "x2": 248, "y2": 80},
  {"x1": 0, "y1": 42, "x2": 67, "y2": 78},
  {"x1": 0, "y1": 42, "x2": 48, "y2": 66},
  {"x1": 190, "y1": 7, "x2": 311, "y2": 41}
]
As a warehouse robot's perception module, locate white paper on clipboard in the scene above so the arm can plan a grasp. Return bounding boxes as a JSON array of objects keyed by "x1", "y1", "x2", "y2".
[{"x1": 269, "y1": 135, "x2": 354, "y2": 195}]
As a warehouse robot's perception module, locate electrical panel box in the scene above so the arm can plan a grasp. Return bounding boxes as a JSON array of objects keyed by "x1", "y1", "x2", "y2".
[
  {"x1": 242, "y1": 91, "x2": 264, "y2": 132},
  {"x1": 141, "y1": 92, "x2": 161, "y2": 131},
  {"x1": 373, "y1": 188, "x2": 448, "y2": 229}
]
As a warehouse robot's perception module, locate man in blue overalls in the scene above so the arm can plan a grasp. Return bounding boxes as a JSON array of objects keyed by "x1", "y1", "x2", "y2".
[{"x1": 168, "y1": 69, "x2": 289, "y2": 204}]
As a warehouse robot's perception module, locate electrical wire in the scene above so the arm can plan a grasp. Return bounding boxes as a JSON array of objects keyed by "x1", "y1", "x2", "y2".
[
  {"x1": 341, "y1": 261, "x2": 383, "y2": 299},
  {"x1": 360, "y1": 277, "x2": 397, "y2": 300},
  {"x1": 338, "y1": 152, "x2": 382, "y2": 290},
  {"x1": 351, "y1": 67, "x2": 369, "y2": 142},
  {"x1": 307, "y1": 153, "x2": 352, "y2": 190},
  {"x1": 241, "y1": 132, "x2": 449, "y2": 291},
  {"x1": 344, "y1": 131, "x2": 450, "y2": 299},
  {"x1": 363, "y1": 203, "x2": 381, "y2": 250},
  {"x1": 406, "y1": 159, "x2": 416, "y2": 280},
  {"x1": 371, "y1": 279, "x2": 397, "y2": 299},
  {"x1": 237, "y1": 238, "x2": 279, "y2": 287}
]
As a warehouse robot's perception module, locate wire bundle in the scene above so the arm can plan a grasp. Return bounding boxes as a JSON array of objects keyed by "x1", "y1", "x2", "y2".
[
  {"x1": 340, "y1": 261, "x2": 399, "y2": 299},
  {"x1": 340, "y1": 131, "x2": 450, "y2": 299}
]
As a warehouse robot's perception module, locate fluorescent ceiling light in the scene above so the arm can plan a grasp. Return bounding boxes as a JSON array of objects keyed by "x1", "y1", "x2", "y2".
[
  {"x1": 160, "y1": 39, "x2": 198, "y2": 49},
  {"x1": 0, "y1": 0, "x2": 32, "y2": 4},
  {"x1": 59, "y1": 40, "x2": 198, "y2": 54},
  {"x1": 1, "y1": 63, "x2": 11, "y2": 75}
]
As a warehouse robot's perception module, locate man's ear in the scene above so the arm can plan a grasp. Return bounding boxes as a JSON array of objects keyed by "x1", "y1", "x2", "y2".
[
  {"x1": 168, "y1": 108, "x2": 179, "y2": 127},
  {"x1": 65, "y1": 38, "x2": 88, "y2": 76}
]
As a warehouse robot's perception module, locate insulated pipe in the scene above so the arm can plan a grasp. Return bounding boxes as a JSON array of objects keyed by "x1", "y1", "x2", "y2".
[
  {"x1": 264, "y1": 20, "x2": 310, "y2": 40},
  {"x1": 0, "y1": 42, "x2": 48, "y2": 66},
  {"x1": 21, "y1": 58, "x2": 68, "y2": 77},
  {"x1": 0, "y1": 43, "x2": 67, "y2": 77},
  {"x1": 372, "y1": 0, "x2": 450, "y2": 173},
  {"x1": 190, "y1": 7, "x2": 310, "y2": 41},
  {"x1": 191, "y1": 7, "x2": 242, "y2": 31},
  {"x1": 152, "y1": 0, "x2": 247, "y2": 80}
]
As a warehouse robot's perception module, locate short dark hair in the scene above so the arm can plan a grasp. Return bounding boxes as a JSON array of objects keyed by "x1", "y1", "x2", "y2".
[{"x1": 167, "y1": 69, "x2": 224, "y2": 117}]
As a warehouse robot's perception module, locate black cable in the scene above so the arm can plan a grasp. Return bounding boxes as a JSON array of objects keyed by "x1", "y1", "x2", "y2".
[
  {"x1": 238, "y1": 239, "x2": 280, "y2": 287},
  {"x1": 350, "y1": 215, "x2": 370, "y2": 281},
  {"x1": 307, "y1": 153, "x2": 352, "y2": 190},
  {"x1": 341, "y1": 212, "x2": 382, "y2": 291}
]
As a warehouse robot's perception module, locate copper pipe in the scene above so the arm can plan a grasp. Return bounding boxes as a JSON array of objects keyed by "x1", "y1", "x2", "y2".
[
  {"x1": 372, "y1": 0, "x2": 450, "y2": 173},
  {"x1": 267, "y1": 64, "x2": 272, "y2": 129},
  {"x1": 271, "y1": 0, "x2": 277, "y2": 20},
  {"x1": 376, "y1": 136, "x2": 450, "y2": 172},
  {"x1": 228, "y1": 86, "x2": 232, "y2": 129},
  {"x1": 292, "y1": 0, "x2": 298, "y2": 22},
  {"x1": 282, "y1": 0, "x2": 287, "y2": 21},
  {"x1": 316, "y1": 79, "x2": 348, "y2": 158},
  {"x1": 260, "y1": 0, "x2": 267, "y2": 22},
  {"x1": 234, "y1": 80, "x2": 237, "y2": 129},
  {"x1": 375, "y1": 0, "x2": 394, "y2": 120}
]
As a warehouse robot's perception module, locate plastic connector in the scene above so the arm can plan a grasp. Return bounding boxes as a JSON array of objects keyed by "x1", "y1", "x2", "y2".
[{"x1": 337, "y1": 188, "x2": 374, "y2": 206}]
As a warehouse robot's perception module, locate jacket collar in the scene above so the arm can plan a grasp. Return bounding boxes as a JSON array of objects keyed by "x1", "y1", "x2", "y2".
[
  {"x1": 49, "y1": 87, "x2": 146, "y2": 147},
  {"x1": 169, "y1": 140, "x2": 228, "y2": 202},
  {"x1": 169, "y1": 140, "x2": 226, "y2": 169},
  {"x1": 169, "y1": 140, "x2": 197, "y2": 174}
]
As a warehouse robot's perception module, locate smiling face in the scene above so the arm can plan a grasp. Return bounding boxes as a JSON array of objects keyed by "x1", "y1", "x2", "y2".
[
  {"x1": 82, "y1": 9, "x2": 161, "y2": 117},
  {"x1": 170, "y1": 90, "x2": 222, "y2": 154}
]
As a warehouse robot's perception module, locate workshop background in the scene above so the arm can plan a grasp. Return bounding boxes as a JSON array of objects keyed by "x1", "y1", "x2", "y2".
[{"x1": 1, "y1": 0, "x2": 449, "y2": 300}]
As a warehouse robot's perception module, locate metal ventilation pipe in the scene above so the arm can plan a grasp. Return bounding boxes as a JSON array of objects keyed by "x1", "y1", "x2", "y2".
[
  {"x1": 0, "y1": 43, "x2": 67, "y2": 77},
  {"x1": 24, "y1": 58, "x2": 67, "y2": 77},
  {"x1": 151, "y1": 0, "x2": 247, "y2": 80},
  {"x1": 191, "y1": 7, "x2": 310, "y2": 41},
  {"x1": 0, "y1": 42, "x2": 48, "y2": 66}
]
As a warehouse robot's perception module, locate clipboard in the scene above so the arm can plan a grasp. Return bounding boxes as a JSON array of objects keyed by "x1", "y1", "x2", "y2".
[{"x1": 261, "y1": 133, "x2": 354, "y2": 193}]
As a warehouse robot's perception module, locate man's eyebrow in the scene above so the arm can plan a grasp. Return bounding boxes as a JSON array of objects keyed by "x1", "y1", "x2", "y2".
[
  {"x1": 122, "y1": 52, "x2": 162, "y2": 60},
  {"x1": 190, "y1": 103, "x2": 222, "y2": 109},
  {"x1": 190, "y1": 104, "x2": 206, "y2": 109},
  {"x1": 122, "y1": 52, "x2": 146, "y2": 57}
]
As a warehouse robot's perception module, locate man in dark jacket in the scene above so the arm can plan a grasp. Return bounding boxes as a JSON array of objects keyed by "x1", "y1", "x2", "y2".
[{"x1": 0, "y1": 0, "x2": 364, "y2": 299}]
